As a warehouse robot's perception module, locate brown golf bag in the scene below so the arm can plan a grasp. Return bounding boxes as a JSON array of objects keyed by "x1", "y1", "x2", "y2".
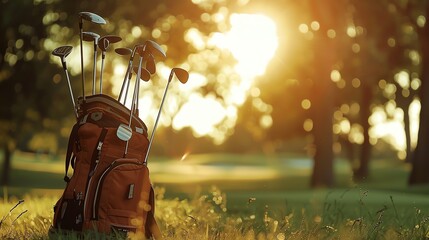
[{"x1": 51, "y1": 94, "x2": 161, "y2": 239}]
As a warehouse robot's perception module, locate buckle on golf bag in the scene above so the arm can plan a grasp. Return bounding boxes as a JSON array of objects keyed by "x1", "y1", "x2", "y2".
[
  {"x1": 64, "y1": 176, "x2": 70, "y2": 182},
  {"x1": 80, "y1": 114, "x2": 89, "y2": 125},
  {"x1": 136, "y1": 127, "x2": 143, "y2": 134}
]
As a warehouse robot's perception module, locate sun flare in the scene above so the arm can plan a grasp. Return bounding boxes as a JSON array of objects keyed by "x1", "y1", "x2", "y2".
[
  {"x1": 172, "y1": 13, "x2": 278, "y2": 142},
  {"x1": 213, "y1": 13, "x2": 278, "y2": 78},
  {"x1": 111, "y1": 13, "x2": 278, "y2": 143}
]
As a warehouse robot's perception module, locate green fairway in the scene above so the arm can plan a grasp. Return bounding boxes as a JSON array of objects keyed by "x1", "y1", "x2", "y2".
[
  {"x1": 1, "y1": 151, "x2": 420, "y2": 194},
  {"x1": 2, "y1": 151, "x2": 429, "y2": 209}
]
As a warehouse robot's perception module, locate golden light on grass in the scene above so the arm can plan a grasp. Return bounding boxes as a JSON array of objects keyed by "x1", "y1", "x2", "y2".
[{"x1": 3, "y1": 189, "x2": 429, "y2": 239}]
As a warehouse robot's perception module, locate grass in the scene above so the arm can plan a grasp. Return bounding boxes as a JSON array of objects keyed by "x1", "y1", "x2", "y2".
[
  {"x1": 1, "y1": 187, "x2": 429, "y2": 239},
  {"x1": 1, "y1": 151, "x2": 429, "y2": 239}
]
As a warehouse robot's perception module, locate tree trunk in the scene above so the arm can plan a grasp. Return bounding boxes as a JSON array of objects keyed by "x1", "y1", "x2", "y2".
[
  {"x1": 309, "y1": 33, "x2": 335, "y2": 188},
  {"x1": 403, "y1": 103, "x2": 412, "y2": 162},
  {"x1": 354, "y1": 84, "x2": 372, "y2": 181},
  {"x1": 310, "y1": 79, "x2": 335, "y2": 187},
  {"x1": 308, "y1": 0, "x2": 345, "y2": 188},
  {"x1": 409, "y1": 75, "x2": 429, "y2": 184},
  {"x1": 409, "y1": 4, "x2": 429, "y2": 185},
  {"x1": 1, "y1": 142, "x2": 11, "y2": 186}
]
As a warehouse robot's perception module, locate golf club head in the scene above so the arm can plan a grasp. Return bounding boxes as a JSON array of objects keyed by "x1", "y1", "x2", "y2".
[
  {"x1": 135, "y1": 44, "x2": 158, "y2": 75},
  {"x1": 101, "y1": 35, "x2": 122, "y2": 44},
  {"x1": 82, "y1": 31, "x2": 101, "y2": 42},
  {"x1": 99, "y1": 35, "x2": 122, "y2": 51},
  {"x1": 135, "y1": 44, "x2": 147, "y2": 57},
  {"x1": 145, "y1": 40, "x2": 166, "y2": 58},
  {"x1": 146, "y1": 54, "x2": 156, "y2": 74},
  {"x1": 52, "y1": 46, "x2": 73, "y2": 70},
  {"x1": 115, "y1": 47, "x2": 132, "y2": 56},
  {"x1": 117, "y1": 124, "x2": 132, "y2": 141},
  {"x1": 79, "y1": 12, "x2": 107, "y2": 25},
  {"x1": 98, "y1": 38, "x2": 110, "y2": 53},
  {"x1": 171, "y1": 68, "x2": 189, "y2": 84},
  {"x1": 132, "y1": 66, "x2": 151, "y2": 81},
  {"x1": 99, "y1": 38, "x2": 110, "y2": 52},
  {"x1": 52, "y1": 46, "x2": 73, "y2": 59}
]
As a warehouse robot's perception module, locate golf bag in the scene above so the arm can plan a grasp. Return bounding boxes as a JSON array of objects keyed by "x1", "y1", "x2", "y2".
[{"x1": 51, "y1": 94, "x2": 161, "y2": 239}]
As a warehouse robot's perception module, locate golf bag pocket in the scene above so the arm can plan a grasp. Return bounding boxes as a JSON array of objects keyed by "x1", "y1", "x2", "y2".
[
  {"x1": 52, "y1": 153, "x2": 90, "y2": 231},
  {"x1": 66, "y1": 161, "x2": 90, "y2": 196},
  {"x1": 101, "y1": 126, "x2": 148, "y2": 160},
  {"x1": 52, "y1": 196, "x2": 84, "y2": 231},
  {"x1": 87, "y1": 158, "x2": 152, "y2": 232}
]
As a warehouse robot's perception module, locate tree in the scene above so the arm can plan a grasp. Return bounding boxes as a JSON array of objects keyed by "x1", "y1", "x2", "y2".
[
  {"x1": 0, "y1": 0, "x2": 208, "y2": 186},
  {"x1": 347, "y1": 0, "x2": 394, "y2": 180},
  {"x1": 0, "y1": 1, "x2": 60, "y2": 186},
  {"x1": 307, "y1": 0, "x2": 349, "y2": 187},
  {"x1": 409, "y1": 0, "x2": 429, "y2": 184}
]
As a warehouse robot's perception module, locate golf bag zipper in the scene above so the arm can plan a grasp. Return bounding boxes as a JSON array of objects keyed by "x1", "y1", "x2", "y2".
[
  {"x1": 82, "y1": 128, "x2": 107, "y2": 220},
  {"x1": 83, "y1": 141, "x2": 103, "y2": 220},
  {"x1": 92, "y1": 160, "x2": 143, "y2": 220}
]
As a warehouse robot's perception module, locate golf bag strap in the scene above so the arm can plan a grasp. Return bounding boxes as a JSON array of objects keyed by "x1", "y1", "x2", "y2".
[
  {"x1": 145, "y1": 186, "x2": 162, "y2": 239},
  {"x1": 64, "y1": 123, "x2": 79, "y2": 182},
  {"x1": 89, "y1": 128, "x2": 108, "y2": 173},
  {"x1": 146, "y1": 210, "x2": 162, "y2": 239}
]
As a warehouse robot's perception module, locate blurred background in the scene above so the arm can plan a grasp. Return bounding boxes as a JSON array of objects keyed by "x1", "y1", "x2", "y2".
[{"x1": 1, "y1": 0, "x2": 429, "y2": 200}]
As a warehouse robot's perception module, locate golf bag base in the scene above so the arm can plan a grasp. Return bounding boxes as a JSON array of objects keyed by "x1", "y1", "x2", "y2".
[{"x1": 50, "y1": 94, "x2": 161, "y2": 239}]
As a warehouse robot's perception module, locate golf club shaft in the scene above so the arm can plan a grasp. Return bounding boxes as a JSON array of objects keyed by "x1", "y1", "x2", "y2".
[
  {"x1": 135, "y1": 50, "x2": 151, "y2": 112},
  {"x1": 144, "y1": 80, "x2": 171, "y2": 164},
  {"x1": 100, "y1": 53, "x2": 105, "y2": 94},
  {"x1": 118, "y1": 59, "x2": 132, "y2": 102},
  {"x1": 124, "y1": 72, "x2": 132, "y2": 105},
  {"x1": 135, "y1": 68, "x2": 141, "y2": 115},
  {"x1": 64, "y1": 68, "x2": 78, "y2": 118},
  {"x1": 119, "y1": 46, "x2": 138, "y2": 103},
  {"x1": 92, "y1": 44, "x2": 97, "y2": 95},
  {"x1": 124, "y1": 55, "x2": 143, "y2": 155},
  {"x1": 79, "y1": 23, "x2": 85, "y2": 100}
]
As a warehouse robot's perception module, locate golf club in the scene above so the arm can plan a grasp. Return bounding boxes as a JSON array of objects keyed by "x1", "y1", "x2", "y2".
[
  {"x1": 116, "y1": 40, "x2": 164, "y2": 105},
  {"x1": 98, "y1": 38, "x2": 109, "y2": 94},
  {"x1": 114, "y1": 47, "x2": 135, "y2": 142},
  {"x1": 133, "y1": 45, "x2": 156, "y2": 112},
  {"x1": 82, "y1": 31, "x2": 100, "y2": 95},
  {"x1": 132, "y1": 65, "x2": 151, "y2": 115},
  {"x1": 143, "y1": 68, "x2": 189, "y2": 164},
  {"x1": 132, "y1": 66, "x2": 151, "y2": 82},
  {"x1": 98, "y1": 35, "x2": 122, "y2": 94},
  {"x1": 78, "y1": 12, "x2": 106, "y2": 100},
  {"x1": 144, "y1": 40, "x2": 167, "y2": 58},
  {"x1": 123, "y1": 71, "x2": 133, "y2": 105},
  {"x1": 145, "y1": 53, "x2": 156, "y2": 75},
  {"x1": 52, "y1": 45, "x2": 78, "y2": 118},
  {"x1": 123, "y1": 52, "x2": 151, "y2": 156},
  {"x1": 117, "y1": 43, "x2": 153, "y2": 104},
  {"x1": 115, "y1": 47, "x2": 134, "y2": 104},
  {"x1": 115, "y1": 47, "x2": 132, "y2": 56}
]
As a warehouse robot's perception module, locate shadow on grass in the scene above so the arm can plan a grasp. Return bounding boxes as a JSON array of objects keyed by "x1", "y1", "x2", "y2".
[
  {"x1": 1, "y1": 168, "x2": 66, "y2": 198},
  {"x1": 9, "y1": 168, "x2": 65, "y2": 189}
]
